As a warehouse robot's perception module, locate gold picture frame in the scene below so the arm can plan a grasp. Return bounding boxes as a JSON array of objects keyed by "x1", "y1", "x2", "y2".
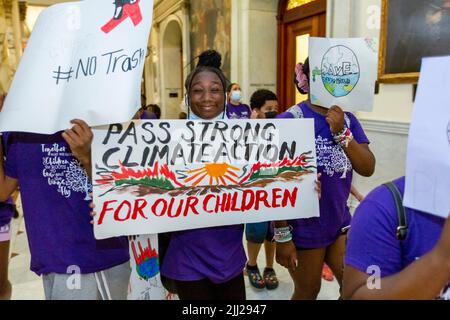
[{"x1": 378, "y1": 0, "x2": 450, "y2": 84}]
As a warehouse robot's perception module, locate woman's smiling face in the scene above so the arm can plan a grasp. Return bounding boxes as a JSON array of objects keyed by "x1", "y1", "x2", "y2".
[{"x1": 189, "y1": 71, "x2": 225, "y2": 120}]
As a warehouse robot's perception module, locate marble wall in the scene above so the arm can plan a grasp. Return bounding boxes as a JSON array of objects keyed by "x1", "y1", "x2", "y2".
[
  {"x1": 352, "y1": 120, "x2": 409, "y2": 201},
  {"x1": 230, "y1": 0, "x2": 278, "y2": 103}
]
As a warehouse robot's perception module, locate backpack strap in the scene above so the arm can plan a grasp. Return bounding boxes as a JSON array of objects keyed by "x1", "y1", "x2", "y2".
[{"x1": 383, "y1": 182, "x2": 408, "y2": 241}]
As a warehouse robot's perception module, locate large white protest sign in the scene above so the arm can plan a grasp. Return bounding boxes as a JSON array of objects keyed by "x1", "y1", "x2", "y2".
[
  {"x1": 404, "y1": 56, "x2": 450, "y2": 219},
  {"x1": 92, "y1": 119, "x2": 319, "y2": 240},
  {"x1": 309, "y1": 37, "x2": 378, "y2": 112},
  {"x1": 0, "y1": 0, "x2": 153, "y2": 134}
]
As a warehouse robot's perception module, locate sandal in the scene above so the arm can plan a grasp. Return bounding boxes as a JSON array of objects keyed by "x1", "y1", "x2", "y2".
[
  {"x1": 246, "y1": 265, "x2": 265, "y2": 289},
  {"x1": 263, "y1": 268, "x2": 279, "y2": 290}
]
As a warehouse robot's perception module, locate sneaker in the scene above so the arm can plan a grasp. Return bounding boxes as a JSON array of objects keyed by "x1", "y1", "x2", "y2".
[
  {"x1": 263, "y1": 268, "x2": 279, "y2": 290},
  {"x1": 321, "y1": 263, "x2": 334, "y2": 282},
  {"x1": 246, "y1": 265, "x2": 265, "y2": 289}
]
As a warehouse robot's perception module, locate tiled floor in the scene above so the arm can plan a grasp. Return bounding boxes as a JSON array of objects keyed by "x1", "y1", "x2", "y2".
[
  {"x1": 8, "y1": 199, "x2": 45, "y2": 300},
  {"x1": 244, "y1": 243, "x2": 340, "y2": 300},
  {"x1": 6, "y1": 199, "x2": 339, "y2": 300}
]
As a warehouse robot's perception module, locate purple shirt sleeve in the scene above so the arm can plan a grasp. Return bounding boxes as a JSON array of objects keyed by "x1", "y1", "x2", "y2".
[
  {"x1": 345, "y1": 185, "x2": 402, "y2": 277},
  {"x1": 347, "y1": 112, "x2": 370, "y2": 144},
  {"x1": 276, "y1": 112, "x2": 295, "y2": 119}
]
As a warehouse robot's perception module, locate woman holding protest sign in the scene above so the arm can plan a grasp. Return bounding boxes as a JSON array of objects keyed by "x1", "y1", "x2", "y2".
[
  {"x1": 158, "y1": 50, "x2": 248, "y2": 300},
  {"x1": 275, "y1": 58, "x2": 376, "y2": 300}
]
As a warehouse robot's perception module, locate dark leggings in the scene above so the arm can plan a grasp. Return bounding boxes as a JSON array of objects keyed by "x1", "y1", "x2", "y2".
[{"x1": 174, "y1": 273, "x2": 246, "y2": 300}]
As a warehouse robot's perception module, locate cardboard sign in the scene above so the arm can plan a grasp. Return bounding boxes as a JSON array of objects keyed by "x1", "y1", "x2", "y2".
[
  {"x1": 404, "y1": 56, "x2": 450, "y2": 218},
  {"x1": 92, "y1": 119, "x2": 320, "y2": 239},
  {"x1": 0, "y1": 0, "x2": 153, "y2": 134},
  {"x1": 309, "y1": 37, "x2": 378, "y2": 112}
]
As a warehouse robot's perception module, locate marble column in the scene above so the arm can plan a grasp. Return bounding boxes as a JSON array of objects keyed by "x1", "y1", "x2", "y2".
[{"x1": 11, "y1": 0, "x2": 22, "y2": 64}]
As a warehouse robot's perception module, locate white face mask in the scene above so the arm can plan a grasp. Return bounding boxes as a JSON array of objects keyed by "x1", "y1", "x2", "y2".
[
  {"x1": 231, "y1": 90, "x2": 242, "y2": 102},
  {"x1": 188, "y1": 108, "x2": 227, "y2": 120}
]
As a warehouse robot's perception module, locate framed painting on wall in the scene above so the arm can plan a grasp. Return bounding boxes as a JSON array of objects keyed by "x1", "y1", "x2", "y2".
[
  {"x1": 190, "y1": 0, "x2": 231, "y2": 78},
  {"x1": 379, "y1": 0, "x2": 450, "y2": 83}
]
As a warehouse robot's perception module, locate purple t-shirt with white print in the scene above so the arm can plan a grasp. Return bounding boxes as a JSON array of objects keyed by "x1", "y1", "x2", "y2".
[
  {"x1": 161, "y1": 112, "x2": 246, "y2": 284},
  {"x1": 226, "y1": 102, "x2": 251, "y2": 119},
  {"x1": 278, "y1": 102, "x2": 370, "y2": 248},
  {"x1": 4, "y1": 132, "x2": 129, "y2": 275},
  {"x1": 345, "y1": 177, "x2": 450, "y2": 300}
]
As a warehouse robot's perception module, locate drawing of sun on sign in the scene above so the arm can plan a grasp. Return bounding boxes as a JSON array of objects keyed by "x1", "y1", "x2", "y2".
[{"x1": 313, "y1": 45, "x2": 360, "y2": 98}]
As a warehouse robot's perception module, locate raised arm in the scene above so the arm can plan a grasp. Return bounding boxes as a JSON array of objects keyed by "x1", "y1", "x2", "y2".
[
  {"x1": 326, "y1": 106, "x2": 375, "y2": 177},
  {"x1": 62, "y1": 119, "x2": 93, "y2": 179}
]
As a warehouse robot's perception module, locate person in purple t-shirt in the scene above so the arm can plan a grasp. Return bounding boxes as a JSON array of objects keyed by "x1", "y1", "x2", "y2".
[
  {"x1": 274, "y1": 58, "x2": 376, "y2": 300},
  {"x1": 344, "y1": 177, "x2": 450, "y2": 300},
  {"x1": 159, "y1": 51, "x2": 247, "y2": 300},
  {"x1": 226, "y1": 83, "x2": 252, "y2": 119},
  {"x1": 0, "y1": 126, "x2": 130, "y2": 300}
]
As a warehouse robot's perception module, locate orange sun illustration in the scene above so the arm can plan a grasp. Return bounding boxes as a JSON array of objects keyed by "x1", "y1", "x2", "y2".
[{"x1": 184, "y1": 163, "x2": 240, "y2": 187}]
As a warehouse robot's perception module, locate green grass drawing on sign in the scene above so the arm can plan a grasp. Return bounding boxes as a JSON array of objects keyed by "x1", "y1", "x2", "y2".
[{"x1": 115, "y1": 177, "x2": 176, "y2": 190}]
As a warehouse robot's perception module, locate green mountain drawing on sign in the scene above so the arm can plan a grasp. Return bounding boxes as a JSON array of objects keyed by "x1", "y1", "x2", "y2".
[{"x1": 247, "y1": 165, "x2": 311, "y2": 182}]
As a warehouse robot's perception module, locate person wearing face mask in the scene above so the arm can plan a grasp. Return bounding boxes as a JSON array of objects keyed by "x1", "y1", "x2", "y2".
[
  {"x1": 250, "y1": 89, "x2": 279, "y2": 119},
  {"x1": 226, "y1": 83, "x2": 251, "y2": 119},
  {"x1": 244, "y1": 89, "x2": 280, "y2": 291}
]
